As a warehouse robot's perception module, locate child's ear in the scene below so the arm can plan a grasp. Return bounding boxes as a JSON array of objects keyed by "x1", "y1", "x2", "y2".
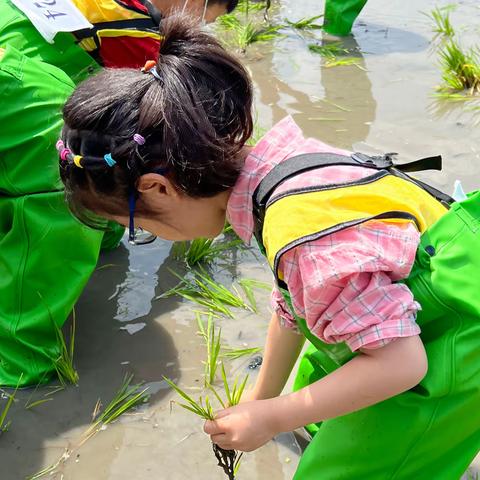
[{"x1": 137, "y1": 173, "x2": 180, "y2": 198}]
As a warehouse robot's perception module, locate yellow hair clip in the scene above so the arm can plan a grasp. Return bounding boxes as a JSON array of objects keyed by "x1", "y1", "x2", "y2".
[{"x1": 73, "y1": 155, "x2": 84, "y2": 168}]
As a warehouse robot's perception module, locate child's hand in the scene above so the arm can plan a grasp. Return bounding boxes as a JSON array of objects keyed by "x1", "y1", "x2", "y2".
[{"x1": 203, "y1": 399, "x2": 279, "y2": 452}]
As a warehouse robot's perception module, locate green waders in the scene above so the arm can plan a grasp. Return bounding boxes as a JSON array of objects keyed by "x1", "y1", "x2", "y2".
[
  {"x1": 0, "y1": 1, "x2": 123, "y2": 387},
  {"x1": 292, "y1": 191, "x2": 480, "y2": 479},
  {"x1": 324, "y1": 0, "x2": 368, "y2": 36}
]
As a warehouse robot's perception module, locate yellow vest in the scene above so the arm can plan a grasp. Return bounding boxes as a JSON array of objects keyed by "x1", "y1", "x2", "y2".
[{"x1": 253, "y1": 153, "x2": 450, "y2": 282}]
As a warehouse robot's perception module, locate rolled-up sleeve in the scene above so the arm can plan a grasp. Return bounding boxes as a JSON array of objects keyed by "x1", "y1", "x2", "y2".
[
  {"x1": 277, "y1": 221, "x2": 422, "y2": 351},
  {"x1": 270, "y1": 286, "x2": 300, "y2": 331}
]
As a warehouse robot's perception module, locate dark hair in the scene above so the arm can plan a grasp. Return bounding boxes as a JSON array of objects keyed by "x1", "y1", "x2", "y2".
[
  {"x1": 216, "y1": 0, "x2": 239, "y2": 14},
  {"x1": 60, "y1": 13, "x2": 253, "y2": 229}
]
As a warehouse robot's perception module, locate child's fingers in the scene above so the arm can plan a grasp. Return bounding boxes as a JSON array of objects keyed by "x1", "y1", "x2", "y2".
[
  {"x1": 212, "y1": 434, "x2": 233, "y2": 451},
  {"x1": 204, "y1": 419, "x2": 224, "y2": 435}
]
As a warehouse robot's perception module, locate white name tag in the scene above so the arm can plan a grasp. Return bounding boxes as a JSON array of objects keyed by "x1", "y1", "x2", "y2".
[{"x1": 11, "y1": 0, "x2": 93, "y2": 43}]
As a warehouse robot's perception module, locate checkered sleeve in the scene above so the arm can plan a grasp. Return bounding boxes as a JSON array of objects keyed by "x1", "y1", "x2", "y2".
[
  {"x1": 278, "y1": 221, "x2": 422, "y2": 350},
  {"x1": 270, "y1": 287, "x2": 301, "y2": 332}
]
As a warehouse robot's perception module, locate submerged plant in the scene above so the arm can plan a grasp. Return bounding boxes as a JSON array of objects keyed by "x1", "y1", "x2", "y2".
[{"x1": 437, "y1": 39, "x2": 480, "y2": 95}]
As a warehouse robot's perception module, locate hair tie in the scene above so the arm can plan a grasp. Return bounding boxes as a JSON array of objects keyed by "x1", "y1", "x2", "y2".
[
  {"x1": 133, "y1": 133, "x2": 146, "y2": 145},
  {"x1": 104, "y1": 153, "x2": 116, "y2": 167},
  {"x1": 60, "y1": 148, "x2": 72, "y2": 162},
  {"x1": 141, "y1": 60, "x2": 162, "y2": 81},
  {"x1": 73, "y1": 155, "x2": 84, "y2": 168},
  {"x1": 56, "y1": 140, "x2": 64, "y2": 151}
]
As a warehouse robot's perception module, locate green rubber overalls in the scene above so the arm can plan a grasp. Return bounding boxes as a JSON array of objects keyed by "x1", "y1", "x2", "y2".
[
  {"x1": 0, "y1": 0, "x2": 122, "y2": 387},
  {"x1": 252, "y1": 152, "x2": 480, "y2": 479},
  {"x1": 324, "y1": 0, "x2": 368, "y2": 36}
]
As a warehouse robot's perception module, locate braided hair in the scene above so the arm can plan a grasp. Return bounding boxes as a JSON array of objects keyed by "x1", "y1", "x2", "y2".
[{"x1": 59, "y1": 13, "x2": 253, "y2": 229}]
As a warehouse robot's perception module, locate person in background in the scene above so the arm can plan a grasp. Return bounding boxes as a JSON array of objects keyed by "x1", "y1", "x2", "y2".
[
  {"x1": 0, "y1": 0, "x2": 237, "y2": 387},
  {"x1": 324, "y1": 0, "x2": 368, "y2": 36}
]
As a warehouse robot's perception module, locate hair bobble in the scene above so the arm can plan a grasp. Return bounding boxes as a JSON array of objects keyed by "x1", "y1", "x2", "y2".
[
  {"x1": 141, "y1": 60, "x2": 162, "y2": 81},
  {"x1": 73, "y1": 155, "x2": 84, "y2": 168},
  {"x1": 104, "y1": 153, "x2": 116, "y2": 167},
  {"x1": 133, "y1": 133, "x2": 146, "y2": 145}
]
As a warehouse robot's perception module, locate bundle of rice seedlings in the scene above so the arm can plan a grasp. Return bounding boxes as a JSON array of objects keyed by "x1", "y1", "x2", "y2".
[{"x1": 164, "y1": 366, "x2": 248, "y2": 480}]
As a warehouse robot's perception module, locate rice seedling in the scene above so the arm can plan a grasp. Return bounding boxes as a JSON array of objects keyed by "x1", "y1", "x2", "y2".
[
  {"x1": 325, "y1": 57, "x2": 365, "y2": 70},
  {"x1": 237, "y1": 278, "x2": 270, "y2": 312},
  {"x1": 52, "y1": 309, "x2": 79, "y2": 386},
  {"x1": 285, "y1": 14, "x2": 323, "y2": 30},
  {"x1": 222, "y1": 346, "x2": 262, "y2": 360},
  {"x1": 235, "y1": 0, "x2": 266, "y2": 15},
  {"x1": 88, "y1": 374, "x2": 149, "y2": 431},
  {"x1": 308, "y1": 41, "x2": 348, "y2": 58},
  {"x1": 27, "y1": 375, "x2": 149, "y2": 479},
  {"x1": 160, "y1": 269, "x2": 253, "y2": 318},
  {"x1": 204, "y1": 314, "x2": 222, "y2": 387},
  {"x1": 38, "y1": 291, "x2": 79, "y2": 386},
  {"x1": 218, "y1": 15, "x2": 283, "y2": 52},
  {"x1": 164, "y1": 368, "x2": 248, "y2": 480},
  {"x1": 172, "y1": 236, "x2": 242, "y2": 267},
  {"x1": 0, "y1": 375, "x2": 21, "y2": 434},
  {"x1": 437, "y1": 39, "x2": 480, "y2": 95},
  {"x1": 424, "y1": 5, "x2": 456, "y2": 39}
]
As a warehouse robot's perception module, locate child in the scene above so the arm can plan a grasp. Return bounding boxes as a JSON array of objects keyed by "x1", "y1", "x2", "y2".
[
  {"x1": 0, "y1": 0, "x2": 236, "y2": 387},
  {"x1": 56, "y1": 15, "x2": 480, "y2": 479}
]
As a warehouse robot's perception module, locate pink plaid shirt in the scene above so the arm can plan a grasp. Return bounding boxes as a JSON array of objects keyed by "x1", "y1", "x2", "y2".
[{"x1": 227, "y1": 116, "x2": 421, "y2": 351}]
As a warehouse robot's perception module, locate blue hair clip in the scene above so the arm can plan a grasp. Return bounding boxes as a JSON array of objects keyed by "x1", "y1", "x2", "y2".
[{"x1": 104, "y1": 153, "x2": 116, "y2": 167}]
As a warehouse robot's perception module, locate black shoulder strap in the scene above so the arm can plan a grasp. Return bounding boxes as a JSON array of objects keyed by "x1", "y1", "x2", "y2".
[{"x1": 252, "y1": 152, "x2": 453, "y2": 250}]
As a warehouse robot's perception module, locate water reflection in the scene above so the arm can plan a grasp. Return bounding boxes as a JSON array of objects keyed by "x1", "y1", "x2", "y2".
[{"x1": 249, "y1": 33, "x2": 376, "y2": 149}]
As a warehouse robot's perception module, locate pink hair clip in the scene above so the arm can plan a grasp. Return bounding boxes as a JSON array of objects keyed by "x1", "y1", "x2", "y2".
[{"x1": 133, "y1": 133, "x2": 146, "y2": 145}]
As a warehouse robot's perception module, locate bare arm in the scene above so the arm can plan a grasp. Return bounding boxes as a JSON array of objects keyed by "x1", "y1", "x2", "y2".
[
  {"x1": 247, "y1": 312, "x2": 305, "y2": 400},
  {"x1": 205, "y1": 335, "x2": 428, "y2": 451},
  {"x1": 271, "y1": 335, "x2": 428, "y2": 432}
]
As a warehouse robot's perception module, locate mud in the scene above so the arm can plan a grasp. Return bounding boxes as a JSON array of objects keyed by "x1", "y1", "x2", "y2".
[{"x1": 1, "y1": 0, "x2": 479, "y2": 478}]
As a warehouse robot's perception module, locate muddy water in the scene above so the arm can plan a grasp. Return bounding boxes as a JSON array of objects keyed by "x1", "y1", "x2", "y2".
[{"x1": 1, "y1": 0, "x2": 479, "y2": 478}]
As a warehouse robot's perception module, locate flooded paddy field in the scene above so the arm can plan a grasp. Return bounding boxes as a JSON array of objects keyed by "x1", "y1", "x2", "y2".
[{"x1": 1, "y1": 0, "x2": 479, "y2": 478}]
